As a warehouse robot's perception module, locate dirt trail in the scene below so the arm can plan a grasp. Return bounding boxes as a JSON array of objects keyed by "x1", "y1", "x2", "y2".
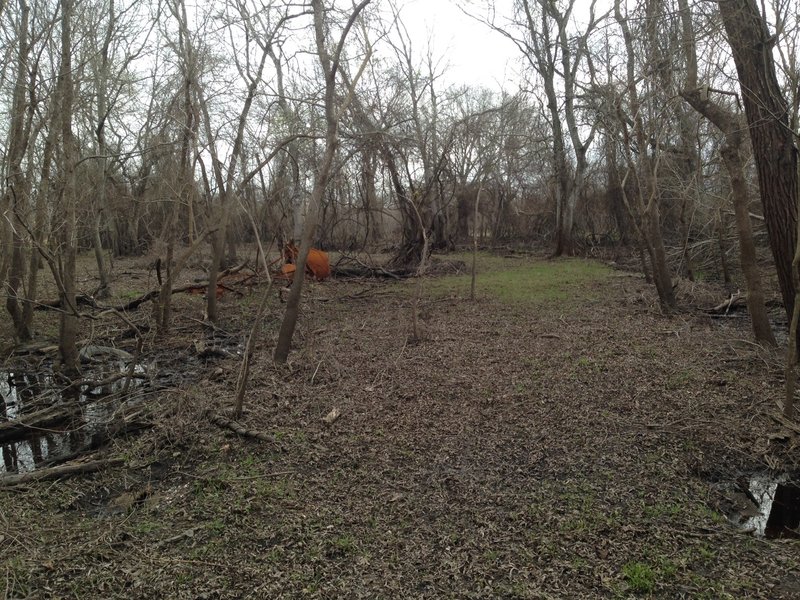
[{"x1": 2, "y1": 257, "x2": 798, "y2": 598}]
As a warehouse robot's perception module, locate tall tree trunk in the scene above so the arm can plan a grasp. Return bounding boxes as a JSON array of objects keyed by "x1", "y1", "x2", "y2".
[
  {"x1": 58, "y1": 0, "x2": 80, "y2": 375},
  {"x1": 605, "y1": 138, "x2": 629, "y2": 244},
  {"x1": 679, "y1": 0, "x2": 777, "y2": 344},
  {"x1": 4, "y1": 0, "x2": 32, "y2": 341},
  {"x1": 22, "y1": 112, "x2": 58, "y2": 330},
  {"x1": 681, "y1": 94, "x2": 777, "y2": 344},
  {"x1": 614, "y1": 0, "x2": 676, "y2": 309},
  {"x1": 717, "y1": 0, "x2": 799, "y2": 324},
  {"x1": 274, "y1": 0, "x2": 372, "y2": 363},
  {"x1": 156, "y1": 1, "x2": 196, "y2": 335},
  {"x1": 91, "y1": 0, "x2": 115, "y2": 299}
]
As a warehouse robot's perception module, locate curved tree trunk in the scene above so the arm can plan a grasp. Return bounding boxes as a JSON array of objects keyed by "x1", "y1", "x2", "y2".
[{"x1": 679, "y1": 0, "x2": 777, "y2": 344}]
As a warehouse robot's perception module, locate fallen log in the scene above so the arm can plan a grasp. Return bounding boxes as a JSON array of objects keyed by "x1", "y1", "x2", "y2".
[
  {"x1": 35, "y1": 290, "x2": 159, "y2": 312},
  {"x1": 0, "y1": 458, "x2": 124, "y2": 487},
  {"x1": 37, "y1": 282, "x2": 223, "y2": 314},
  {"x1": 35, "y1": 294, "x2": 101, "y2": 310},
  {"x1": 332, "y1": 265, "x2": 411, "y2": 279},
  {"x1": 709, "y1": 293, "x2": 746, "y2": 314},
  {"x1": 0, "y1": 402, "x2": 81, "y2": 444},
  {"x1": 208, "y1": 413, "x2": 281, "y2": 446}
]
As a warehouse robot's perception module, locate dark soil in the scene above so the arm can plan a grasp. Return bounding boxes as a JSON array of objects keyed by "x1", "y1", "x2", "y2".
[{"x1": 1, "y1": 252, "x2": 799, "y2": 599}]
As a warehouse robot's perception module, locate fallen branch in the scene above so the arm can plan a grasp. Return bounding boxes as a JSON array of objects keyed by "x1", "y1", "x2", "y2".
[
  {"x1": 770, "y1": 411, "x2": 800, "y2": 435},
  {"x1": 37, "y1": 281, "x2": 235, "y2": 314},
  {"x1": 36, "y1": 290, "x2": 159, "y2": 312},
  {"x1": 65, "y1": 371, "x2": 148, "y2": 393},
  {"x1": 332, "y1": 264, "x2": 410, "y2": 279},
  {"x1": 208, "y1": 413, "x2": 281, "y2": 446},
  {"x1": 0, "y1": 458, "x2": 124, "y2": 487},
  {"x1": 0, "y1": 403, "x2": 81, "y2": 444},
  {"x1": 196, "y1": 261, "x2": 249, "y2": 282},
  {"x1": 709, "y1": 292, "x2": 746, "y2": 314}
]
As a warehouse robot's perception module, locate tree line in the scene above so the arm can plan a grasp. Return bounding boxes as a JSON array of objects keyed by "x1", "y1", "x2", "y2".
[{"x1": 0, "y1": 0, "x2": 798, "y2": 391}]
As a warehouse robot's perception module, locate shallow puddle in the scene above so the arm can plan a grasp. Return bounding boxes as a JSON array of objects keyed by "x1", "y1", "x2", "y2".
[{"x1": 728, "y1": 474, "x2": 800, "y2": 539}]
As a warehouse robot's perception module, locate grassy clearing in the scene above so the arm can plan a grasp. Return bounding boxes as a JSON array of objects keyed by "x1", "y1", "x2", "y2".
[{"x1": 423, "y1": 252, "x2": 612, "y2": 306}]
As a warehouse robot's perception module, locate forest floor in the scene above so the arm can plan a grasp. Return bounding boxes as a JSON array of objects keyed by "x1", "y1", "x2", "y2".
[{"x1": 1, "y1": 249, "x2": 799, "y2": 599}]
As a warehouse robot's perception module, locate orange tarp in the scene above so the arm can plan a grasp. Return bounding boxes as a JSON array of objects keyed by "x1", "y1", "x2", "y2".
[
  {"x1": 278, "y1": 243, "x2": 330, "y2": 281},
  {"x1": 305, "y1": 248, "x2": 331, "y2": 280}
]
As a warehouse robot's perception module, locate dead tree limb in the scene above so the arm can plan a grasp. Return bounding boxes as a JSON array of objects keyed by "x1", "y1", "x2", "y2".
[
  {"x1": 0, "y1": 458, "x2": 124, "y2": 487},
  {"x1": 208, "y1": 413, "x2": 281, "y2": 446},
  {"x1": 0, "y1": 403, "x2": 81, "y2": 444}
]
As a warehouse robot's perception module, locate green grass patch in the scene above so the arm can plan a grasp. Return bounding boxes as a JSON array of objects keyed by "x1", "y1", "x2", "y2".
[
  {"x1": 424, "y1": 253, "x2": 612, "y2": 307},
  {"x1": 622, "y1": 561, "x2": 656, "y2": 594}
]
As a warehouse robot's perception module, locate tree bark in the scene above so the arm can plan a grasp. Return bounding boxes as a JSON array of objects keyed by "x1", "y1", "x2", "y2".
[
  {"x1": 683, "y1": 91, "x2": 777, "y2": 345},
  {"x1": 717, "y1": 0, "x2": 799, "y2": 324},
  {"x1": 614, "y1": 0, "x2": 676, "y2": 310},
  {"x1": 4, "y1": 0, "x2": 33, "y2": 342},
  {"x1": 678, "y1": 0, "x2": 777, "y2": 345},
  {"x1": 58, "y1": 0, "x2": 80, "y2": 375}
]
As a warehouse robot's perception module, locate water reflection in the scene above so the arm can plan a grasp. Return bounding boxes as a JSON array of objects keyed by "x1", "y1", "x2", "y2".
[
  {"x1": 0, "y1": 365, "x2": 146, "y2": 475},
  {"x1": 732, "y1": 474, "x2": 800, "y2": 539}
]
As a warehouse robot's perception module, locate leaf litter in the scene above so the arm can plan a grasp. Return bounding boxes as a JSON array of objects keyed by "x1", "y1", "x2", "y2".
[{"x1": 1, "y1": 253, "x2": 799, "y2": 599}]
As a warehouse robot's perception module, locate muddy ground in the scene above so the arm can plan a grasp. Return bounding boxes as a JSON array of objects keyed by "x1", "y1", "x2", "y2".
[{"x1": 1, "y1": 250, "x2": 799, "y2": 599}]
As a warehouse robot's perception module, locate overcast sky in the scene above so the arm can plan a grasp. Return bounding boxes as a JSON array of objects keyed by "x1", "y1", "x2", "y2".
[{"x1": 397, "y1": 0, "x2": 522, "y2": 90}]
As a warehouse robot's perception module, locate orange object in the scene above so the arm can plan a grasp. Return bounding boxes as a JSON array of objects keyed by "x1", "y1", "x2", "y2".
[
  {"x1": 306, "y1": 248, "x2": 331, "y2": 280},
  {"x1": 280, "y1": 242, "x2": 330, "y2": 281}
]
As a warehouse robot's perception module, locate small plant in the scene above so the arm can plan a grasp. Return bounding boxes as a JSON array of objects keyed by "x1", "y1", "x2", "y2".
[
  {"x1": 696, "y1": 544, "x2": 715, "y2": 562},
  {"x1": 208, "y1": 518, "x2": 226, "y2": 533},
  {"x1": 133, "y1": 520, "x2": 161, "y2": 534},
  {"x1": 622, "y1": 561, "x2": 656, "y2": 594},
  {"x1": 332, "y1": 535, "x2": 355, "y2": 554}
]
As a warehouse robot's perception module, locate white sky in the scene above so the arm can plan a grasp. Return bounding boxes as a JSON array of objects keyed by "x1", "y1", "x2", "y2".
[{"x1": 397, "y1": 0, "x2": 521, "y2": 90}]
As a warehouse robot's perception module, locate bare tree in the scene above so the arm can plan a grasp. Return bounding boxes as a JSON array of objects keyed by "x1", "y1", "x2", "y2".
[
  {"x1": 717, "y1": 0, "x2": 799, "y2": 326},
  {"x1": 479, "y1": 0, "x2": 602, "y2": 256},
  {"x1": 57, "y1": 0, "x2": 80, "y2": 374},
  {"x1": 679, "y1": 0, "x2": 776, "y2": 345},
  {"x1": 3, "y1": 0, "x2": 34, "y2": 341},
  {"x1": 612, "y1": 0, "x2": 676, "y2": 310},
  {"x1": 274, "y1": 0, "x2": 372, "y2": 364}
]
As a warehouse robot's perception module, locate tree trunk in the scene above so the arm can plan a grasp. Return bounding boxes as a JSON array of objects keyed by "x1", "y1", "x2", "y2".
[
  {"x1": 274, "y1": 0, "x2": 372, "y2": 363},
  {"x1": 615, "y1": 0, "x2": 676, "y2": 310},
  {"x1": 385, "y1": 148, "x2": 426, "y2": 269},
  {"x1": 91, "y1": 0, "x2": 115, "y2": 300},
  {"x1": 58, "y1": 0, "x2": 80, "y2": 375},
  {"x1": 606, "y1": 139, "x2": 629, "y2": 244},
  {"x1": 683, "y1": 92, "x2": 777, "y2": 344},
  {"x1": 717, "y1": 0, "x2": 799, "y2": 324},
  {"x1": 679, "y1": 0, "x2": 776, "y2": 344},
  {"x1": 4, "y1": 0, "x2": 32, "y2": 342},
  {"x1": 716, "y1": 209, "x2": 732, "y2": 287}
]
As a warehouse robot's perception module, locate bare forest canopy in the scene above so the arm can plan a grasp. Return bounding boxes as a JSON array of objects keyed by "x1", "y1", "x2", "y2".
[{"x1": 0, "y1": 0, "x2": 798, "y2": 364}]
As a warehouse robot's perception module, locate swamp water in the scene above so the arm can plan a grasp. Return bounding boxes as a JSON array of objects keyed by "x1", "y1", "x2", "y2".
[{"x1": 1, "y1": 359, "x2": 147, "y2": 474}]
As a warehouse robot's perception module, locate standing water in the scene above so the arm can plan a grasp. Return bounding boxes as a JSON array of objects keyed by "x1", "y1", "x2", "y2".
[
  {"x1": 1, "y1": 360, "x2": 147, "y2": 474},
  {"x1": 734, "y1": 474, "x2": 800, "y2": 539}
]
